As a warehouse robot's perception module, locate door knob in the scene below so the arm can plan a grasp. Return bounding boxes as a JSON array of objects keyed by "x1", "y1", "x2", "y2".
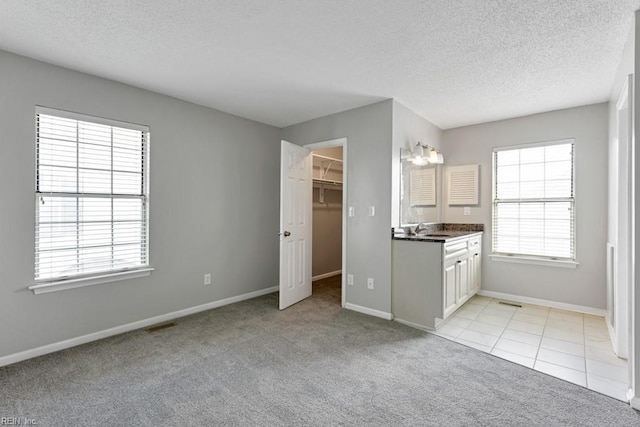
[{"x1": 280, "y1": 231, "x2": 291, "y2": 237}]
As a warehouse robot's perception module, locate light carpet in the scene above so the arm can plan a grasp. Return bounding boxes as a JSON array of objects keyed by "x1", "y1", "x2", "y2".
[{"x1": 1, "y1": 277, "x2": 638, "y2": 426}]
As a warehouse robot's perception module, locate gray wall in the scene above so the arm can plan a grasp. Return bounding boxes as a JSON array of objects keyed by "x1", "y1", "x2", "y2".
[
  {"x1": 391, "y1": 101, "x2": 443, "y2": 226},
  {"x1": 442, "y1": 103, "x2": 609, "y2": 309},
  {"x1": 312, "y1": 187, "x2": 342, "y2": 277},
  {"x1": 0, "y1": 50, "x2": 281, "y2": 358},
  {"x1": 282, "y1": 100, "x2": 394, "y2": 314}
]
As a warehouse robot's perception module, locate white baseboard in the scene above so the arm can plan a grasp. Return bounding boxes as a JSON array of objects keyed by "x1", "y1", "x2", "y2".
[
  {"x1": 344, "y1": 303, "x2": 393, "y2": 320},
  {"x1": 629, "y1": 392, "x2": 640, "y2": 410},
  {"x1": 606, "y1": 319, "x2": 619, "y2": 356},
  {"x1": 393, "y1": 317, "x2": 435, "y2": 332},
  {"x1": 312, "y1": 270, "x2": 342, "y2": 281},
  {"x1": 0, "y1": 286, "x2": 278, "y2": 368},
  {"x1": 478, "y1": 290, "x2": 607, "y2": 317}
]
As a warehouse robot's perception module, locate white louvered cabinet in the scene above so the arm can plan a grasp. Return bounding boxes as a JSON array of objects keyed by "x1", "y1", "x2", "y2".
[{"x1": 447, "y1": 164, "x2": 479, "y2": 205}]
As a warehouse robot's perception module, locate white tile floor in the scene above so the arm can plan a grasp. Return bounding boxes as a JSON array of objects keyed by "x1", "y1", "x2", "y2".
[{"x1": 433, "y1": 295, "x2": 630, "y2": 402}]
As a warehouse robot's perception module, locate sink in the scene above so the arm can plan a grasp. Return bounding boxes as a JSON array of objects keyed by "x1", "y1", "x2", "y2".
[{"x1": 420, "y1": 231, "x2": 469, "y2": 238}]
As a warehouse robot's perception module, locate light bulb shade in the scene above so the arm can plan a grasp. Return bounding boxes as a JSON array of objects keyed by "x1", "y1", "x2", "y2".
[
  {"x1": 428, "y1": 149, "x2": 439, "y2": 163},
  {"x1": 411, "y1": 144, "x2": 427, "y2": 165},
  {"x1": 412, "y1": 156, "x2": 429, "y2": 165}
]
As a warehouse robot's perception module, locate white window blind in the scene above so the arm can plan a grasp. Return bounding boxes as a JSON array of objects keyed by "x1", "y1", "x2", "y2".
[
  {"x1": 492, "y1": 140, "x2": 575, "y2": 261},
  {"x1": 35, "y1": 107, "x2": 150, "y2": 282}
]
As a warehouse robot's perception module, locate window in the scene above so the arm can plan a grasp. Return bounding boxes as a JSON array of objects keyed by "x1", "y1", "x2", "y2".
[
  {"x1": 34, "y1": 107, "x2": 150, "y2": 285},
  {"x1": 492, "y1": 139, "x2": 575, "y2": 261}
]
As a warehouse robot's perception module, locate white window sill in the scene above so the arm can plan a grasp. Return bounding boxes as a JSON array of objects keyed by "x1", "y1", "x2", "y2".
[
  {"x1": 29, "y1": 268, "x2": 154, "y2": 295},
  {"x1": 489, "y1": 254, "x2": 578, "y2": 269}
]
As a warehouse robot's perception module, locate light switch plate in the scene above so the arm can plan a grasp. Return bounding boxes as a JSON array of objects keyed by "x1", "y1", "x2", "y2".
[
  {"x1": 368, "y1": 206, "x2": 375, "y2": 217},
  {"x1": 367, "y1": 278, "x2": 374, "y2": 289},
  {"x1": 463, "y1": 207, "x2": 471, "y2": 216},
  {"x1": 347, "y1": 274, "x2": 354, "y2": 285},
  {"x1": 349, "y1": 206, "x2": 355, "y2": 217}
]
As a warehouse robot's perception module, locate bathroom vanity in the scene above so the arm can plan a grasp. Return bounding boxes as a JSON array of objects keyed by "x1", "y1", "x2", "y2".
[{"x1": 392, "y1": 226, "x2": 483, "y2": 331}]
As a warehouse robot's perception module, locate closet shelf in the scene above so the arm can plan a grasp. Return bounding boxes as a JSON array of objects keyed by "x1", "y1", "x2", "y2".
[
  {"x1": 313, "y1": 178, "x2": 342, "y2": 185},
  {"x1": 312, "y1": 153, "x2": 343, "y2": 168},
  {"x1": 313, "y1": 153, "x2": 343, "y2": 184}
]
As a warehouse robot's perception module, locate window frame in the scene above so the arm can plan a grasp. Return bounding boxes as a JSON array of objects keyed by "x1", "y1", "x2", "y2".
[
  {"x1": 490, "y1": 138, "x2": 578, "y2": 267},
  {"x1": 29, "y1": 106, "x2": 153, "y2": 294}
]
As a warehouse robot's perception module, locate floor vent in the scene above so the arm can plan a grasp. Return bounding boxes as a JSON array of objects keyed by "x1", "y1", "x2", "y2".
[
  {"x1": 146, "y1": 322, "x2": 177, "y2": 333},
  {"x1": 498, "y1": 301, "x2": 522, "y2": 308}
]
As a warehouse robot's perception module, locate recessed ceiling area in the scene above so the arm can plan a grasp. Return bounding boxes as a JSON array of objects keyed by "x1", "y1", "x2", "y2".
[{"x1": 0, "y1": 0, "x2": 638, "y2": 129}]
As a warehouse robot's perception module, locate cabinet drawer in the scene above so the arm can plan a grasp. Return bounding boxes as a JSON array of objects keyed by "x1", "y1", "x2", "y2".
[
  {"x1": 468, "y1": 236, "x2": 481, "y2": 249},
  {"x1": 444, "y1": 240, "x2": 468, "y2": 260}
]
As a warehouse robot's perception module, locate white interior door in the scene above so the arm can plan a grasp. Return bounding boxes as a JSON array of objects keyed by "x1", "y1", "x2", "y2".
[{"x1": 279, "y1": 140, "x2": 312, "y2": 310}]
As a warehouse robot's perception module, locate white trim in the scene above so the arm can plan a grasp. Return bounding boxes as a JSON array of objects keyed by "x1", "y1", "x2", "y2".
[
  {"x1": 344, "y1": 303, "x2": 393, "y2": 320},
  {"x1": 393, "y1": 317, "x2": 434, "y2": 332},
  {"x1": 29, "y1": 268, "x2": 155, "y2": 294},
  {"x1": 36, "y1": 105, "x2": 149, "y2": 132},
  {"x1": 342, "y1": 142, "x2": 347, "y2": 308},
  {"x1": 304, "y1": 138, "x2": 348, "y2": 308},
  {"x1": 489, "y1": 254, "x2": 579, "y2": 269},
  {"x1": 607, "y1": 320, "x2": 619, "y2": 357},
  {"x1": 629, "y1": 393, "x2": 640, "y2": 410},
  {"x1": 312, "y1": 270, "x2": 342, "y2": 281},
  {"x1": 0, "y1": 286, "x2": 277, "y2": 367},
  {"x1": 305, "y1": 138, "x2": 347, "y2": 149},
  {"x1": 478, "y1": 290, "x2": 607, "y2": 316},
  {"x1": 492, "y1": 138, "x2": 575, "y2": 152}
]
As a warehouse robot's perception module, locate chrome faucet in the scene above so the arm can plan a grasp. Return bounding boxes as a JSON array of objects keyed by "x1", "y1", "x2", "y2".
[{"x1": 414, "y1": 222, "x2": 428, "y2": 234}]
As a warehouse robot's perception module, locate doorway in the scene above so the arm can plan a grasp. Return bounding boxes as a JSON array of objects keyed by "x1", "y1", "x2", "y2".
[
  {"x1": 305, "y1": 138, "x2": 347, "y2": 308},
  {"x1": 278, "y1": 138, "x2": 347, "y2": 310},
  {"x1": 310, "y1": 145, "x2": 344, "y2": 308}
]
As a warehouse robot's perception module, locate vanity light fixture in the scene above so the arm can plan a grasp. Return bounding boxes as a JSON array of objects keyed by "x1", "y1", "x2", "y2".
[
  {"x1": 411, "y1": 142, "x2": 444, "y2": 165},
  {"x1": 412, "y1": 144, "x2": 429, "y2": 165}
]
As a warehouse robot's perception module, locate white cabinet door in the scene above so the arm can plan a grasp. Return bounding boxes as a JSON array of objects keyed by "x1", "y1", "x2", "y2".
[
  {"x1": 468, "y1": 235, "x2": 482, "y2": 294},
  {"x1": 467, "y1": 253, "x2": 476, "y2": 294},
  {"x1": 456, "y1": 258, "x2": 469, "y2": 304},
  {"x1": 443, "y1": 262, "x2": 457, "y2": 318},
  {"x1": 472, "y1": 252, "x2": 481, "y2": 292}
]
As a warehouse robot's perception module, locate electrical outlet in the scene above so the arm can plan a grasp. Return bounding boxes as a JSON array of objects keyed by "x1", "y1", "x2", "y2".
[
  {"x1": 347, "y1": 274, "x2": 354, "y2": 285},
  {"x1": 204, "y1": 273, "x2": 212, "y2": 286},
  {"x1": 368, "y1": 206, "x2": 375, "y2": 217},
  {"x1": 463, "y1": 207, "x2": 471, "y2": 216},
  {"x1": 348, "y1": 206, "x2": 355, "y2": 217},
  {"x1": 367, "y1": 278, "x2": 374, "y2": 290}
]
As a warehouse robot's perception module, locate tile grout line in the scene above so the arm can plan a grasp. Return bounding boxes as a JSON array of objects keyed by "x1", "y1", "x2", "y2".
[
  {"x1": 456, "y1": 297, "x2": 497, "y2": 349},
  {"x1": 487, "y1": 301, "x2": 517, "y2": 353},
  {"x1": 532, "y1": 306, "x2": 551, "y2": 369}
]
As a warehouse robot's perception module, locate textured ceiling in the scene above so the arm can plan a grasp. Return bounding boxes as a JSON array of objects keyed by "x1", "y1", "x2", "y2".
[{"x1": 0, "y1": 1, "x2": 638, "y2": 129}]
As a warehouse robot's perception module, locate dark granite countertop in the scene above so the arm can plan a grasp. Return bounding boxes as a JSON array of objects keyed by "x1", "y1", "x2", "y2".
[
  {"x1": 392, "y1": 230, "x2": 482, "y2": 242},
  {"x1": 392, "y1": 223, "x2": 484, "y2": 243}
]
